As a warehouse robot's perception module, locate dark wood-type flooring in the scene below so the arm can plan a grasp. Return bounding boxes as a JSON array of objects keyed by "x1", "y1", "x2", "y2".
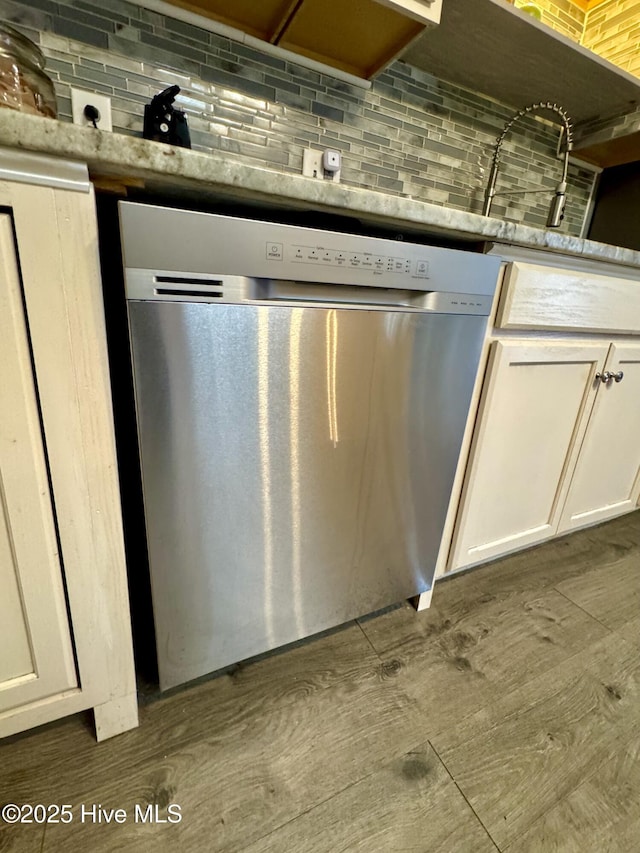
[{"x1": 2, "y1": 512, "x2": 640, "y2": 852}]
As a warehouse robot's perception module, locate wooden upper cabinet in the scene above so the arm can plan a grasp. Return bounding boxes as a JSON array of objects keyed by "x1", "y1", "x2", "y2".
[
  {"x1": 571, "y1": 1, "x2": 610, "y2": 12},
  {"x1": 0, "y1": 214, "x2": 77, "y2": 716},
  {"x1": 165, "y1": 0, "x2": 441, "y2": 78},
  {"x1": 277, "y1": 0, "x2": 427, "y2": 78},
  {"x1": 170, "y1": 0, "x2": 297, "y2": 41}
]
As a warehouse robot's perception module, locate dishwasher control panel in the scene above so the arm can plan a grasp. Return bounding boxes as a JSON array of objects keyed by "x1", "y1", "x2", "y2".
[
  {"x1": 120, "y1": 202, "x2": 501, "y2": 301},
  {"x1": 267, "y1": 241, "x2": 428, "y2": 278}
]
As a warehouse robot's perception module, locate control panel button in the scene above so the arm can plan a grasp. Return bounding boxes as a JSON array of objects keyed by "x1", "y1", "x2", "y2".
[
  {"x1": 266, "y1": 242, "x2": 283, "y2": 260},
  {"x1": 276, "y1": 243, "x2": 434, "y2": 283}
]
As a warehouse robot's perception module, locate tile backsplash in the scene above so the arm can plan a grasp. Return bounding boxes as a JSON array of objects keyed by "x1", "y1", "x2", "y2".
[
  {"x1": 1, "y1": 0, "x2": 597, "y2": 235},
  {"x1": 583, "y1": 0, "x2": 640, "y2": 79},
  {"x1": 509, "y1": 0, "x2": 640, "y2": 80},
  {"x1": 514, "y1": 0, "x2": 586, "y2": 43}
]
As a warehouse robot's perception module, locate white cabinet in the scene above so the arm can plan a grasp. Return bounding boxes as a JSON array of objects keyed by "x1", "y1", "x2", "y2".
[
  {"x1": 449, "y1": 340, "x2": 608, "y2": 571},
  {"x1": 445, "y1": 256, "x2": 640, "y2": 576},
  {"x1": 559, "y1": 343, "x2": 640, "y2": 533},
  {"x1": 0, "y1": 215, "x2": 77, "y2": 712},
  {"x1": 0, "y1": 153, "x2": 137, "y2": 742}
]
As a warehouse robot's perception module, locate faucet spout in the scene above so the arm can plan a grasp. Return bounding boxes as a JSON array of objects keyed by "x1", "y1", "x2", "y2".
[{"x1": 483, "y1": 102, "x2": 574, "y2": 228}]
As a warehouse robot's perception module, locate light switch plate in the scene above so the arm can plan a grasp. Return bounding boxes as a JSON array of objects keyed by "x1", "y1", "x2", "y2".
[{"x1": 71, "y1": 88, "x2": 113, "y2": 131}]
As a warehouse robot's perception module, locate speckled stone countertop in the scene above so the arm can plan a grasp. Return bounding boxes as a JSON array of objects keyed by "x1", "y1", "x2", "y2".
[{"x1": 4, "y1": 111, "x2": 640, "y2": 270}]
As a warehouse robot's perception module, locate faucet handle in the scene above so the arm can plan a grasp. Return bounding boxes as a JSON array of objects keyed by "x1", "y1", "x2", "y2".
[{"x1": 546, "y1": 191, "x2": 566, "y2": 228}]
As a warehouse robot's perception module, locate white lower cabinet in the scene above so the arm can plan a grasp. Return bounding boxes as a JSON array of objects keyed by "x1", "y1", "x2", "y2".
[
  {"x1": 0, "y1": 156, "x2": 137, "y2": 742},
  {"x1": 449, "y1": 340, "x2": 609, "y2": 571},
  {"x1": 367, "y1": 256, "x2": 640, "y2": 614},
  {"x1": 0, "y1": 215, "x2": 78, "y2": 712},
  {"x1": 558, "y1": 343, "x2": 640, "y2": 533},
  {"x1": 446, "y1": 255, "x2": 640, "y2": 575}
]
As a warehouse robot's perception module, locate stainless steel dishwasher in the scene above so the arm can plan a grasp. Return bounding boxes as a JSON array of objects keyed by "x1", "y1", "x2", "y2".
[{"x1": 119, "y1": 202, "x2": 500, "y2": 690}]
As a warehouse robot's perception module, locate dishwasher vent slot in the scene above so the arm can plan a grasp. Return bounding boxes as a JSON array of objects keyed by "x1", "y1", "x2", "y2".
[
  {"x1": 154, "y1": 275, "x2": 224, "y2": 299},
  {"x1": 155, "y1": 288, "x2": 223, "y2": 298},
  {"x1": 155, "y1": 275, "x2": 223, "y2": 287}
]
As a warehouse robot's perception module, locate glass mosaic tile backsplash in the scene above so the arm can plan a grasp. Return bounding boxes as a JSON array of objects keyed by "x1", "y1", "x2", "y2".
[{"x1": 0, "y1": 0, "x2": 598, "y2": 235}]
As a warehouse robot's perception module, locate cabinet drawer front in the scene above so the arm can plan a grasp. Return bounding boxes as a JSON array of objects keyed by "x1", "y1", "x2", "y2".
[{"x1": 498, "y1": 262, "x2": 640, "y2": 334}]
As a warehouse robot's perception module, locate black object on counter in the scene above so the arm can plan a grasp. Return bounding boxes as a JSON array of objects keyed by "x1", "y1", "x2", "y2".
[{"x1": 143, "y1": 85, "x2": 191, "y2": 148}]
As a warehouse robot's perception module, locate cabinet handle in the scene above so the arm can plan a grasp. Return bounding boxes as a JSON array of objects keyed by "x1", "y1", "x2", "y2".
[
  {"x1": 594, "y1": 370, "x2": 623, "y2": 384},
  {"x1": 595, "y1": 371, "x2": 611, "y2": 383}
]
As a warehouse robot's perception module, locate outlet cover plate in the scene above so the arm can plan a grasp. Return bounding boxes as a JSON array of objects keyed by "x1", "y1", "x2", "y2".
[
  {"x1": 71, "y1": 88, "x2": 113, "y2": 131},
  {"x1": 302, "y1": 148, "x2": 340, "y2": 182}
]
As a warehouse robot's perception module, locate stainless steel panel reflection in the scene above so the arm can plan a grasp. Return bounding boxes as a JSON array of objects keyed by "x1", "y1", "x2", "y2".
[
  {"x1": 119, "y1": 202, "x2": 501, "y2": 297},
  {"x1": 129, "y1": 301, "x2": 486, "y2": 689}
]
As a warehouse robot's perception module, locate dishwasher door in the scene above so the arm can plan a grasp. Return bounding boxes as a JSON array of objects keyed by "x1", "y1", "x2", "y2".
[{"x1": 129, "y1": 299, "x2": 485, "y2": 689}]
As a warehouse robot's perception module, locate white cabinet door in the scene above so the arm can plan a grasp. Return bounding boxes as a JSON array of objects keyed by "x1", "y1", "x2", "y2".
[
  {"x1": 558, "y1": 343, "x2": 640, "y2": 533},
  {"x1": 449, "y1": 340, "x2": 609, "y2": 571},
  {"x1": 0, "y1": 214, "x2": 77, "y2": 714}
]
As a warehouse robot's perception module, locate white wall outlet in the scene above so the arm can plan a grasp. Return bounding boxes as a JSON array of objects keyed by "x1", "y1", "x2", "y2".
[
  {"x1": 71, "y1": 88, "x2": 113, "y2": 131},
  {"x1": 302, "y1": 148, "x2": 341, "y2": 182},
  {"x1": 302, "y1": 149, "x2": 323, "y2": 179}
]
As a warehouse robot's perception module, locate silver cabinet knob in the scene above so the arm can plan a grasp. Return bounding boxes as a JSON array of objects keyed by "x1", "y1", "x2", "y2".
[
  {"x1": 595, "y1": 371, "x2": 611, "y2": 383},
  {"x1": 595, "y1": 370, "x2": 623, "y2": 384}
]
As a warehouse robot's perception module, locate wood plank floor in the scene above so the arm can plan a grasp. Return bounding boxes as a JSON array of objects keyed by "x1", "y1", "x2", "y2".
[{"x1": 1, "y1": 511, "x2": 640, "y2": 852}]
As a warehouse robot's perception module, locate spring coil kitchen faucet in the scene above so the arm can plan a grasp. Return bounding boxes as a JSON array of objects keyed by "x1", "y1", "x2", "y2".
[{"x1": 483, "y1": 102, "x2": 574, "y2": 228}]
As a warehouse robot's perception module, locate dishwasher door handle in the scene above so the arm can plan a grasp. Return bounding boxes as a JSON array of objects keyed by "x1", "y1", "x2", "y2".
[
  {"x1": 261, "y1": 279, "x2": 430, "y2": 308},
  {"x1": 124, "y1": 271, "x2": 493, "y2": 316}
]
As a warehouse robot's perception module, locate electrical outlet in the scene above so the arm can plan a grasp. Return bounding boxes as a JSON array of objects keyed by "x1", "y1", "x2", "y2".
[
  {"x1": 302, "y1": 149, "x2": 323, "y2": 178},
  {"x1": 71, "y1": 88, "x2": 113, "y2": 131},
  {"x1": 302, "y1": 148, "x2": 341, "y2": 182}
]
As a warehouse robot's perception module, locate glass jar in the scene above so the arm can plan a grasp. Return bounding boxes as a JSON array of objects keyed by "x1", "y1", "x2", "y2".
[
  {"x1": 0, "y1": 23, "x2": 57, "y2": 118},
  {"x1": 515, "y1": 1, "x2": 543, "y2": 20}
]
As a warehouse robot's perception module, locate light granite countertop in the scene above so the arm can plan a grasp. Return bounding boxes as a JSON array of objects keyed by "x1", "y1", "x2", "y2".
[{"x1": 3, "y1": 111, "x2": 640, "y2": 270}]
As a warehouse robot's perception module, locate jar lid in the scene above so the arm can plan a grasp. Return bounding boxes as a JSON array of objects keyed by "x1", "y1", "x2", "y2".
[{"x1": 0, "y1": 22, "x2": 46, "y2": 70}]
